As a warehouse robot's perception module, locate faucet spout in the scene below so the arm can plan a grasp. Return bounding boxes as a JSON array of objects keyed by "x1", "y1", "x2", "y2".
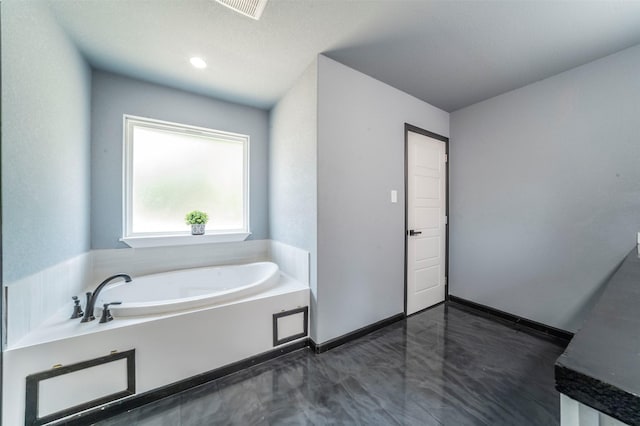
[{"x1": 81, "y1": 274, "x2": 132, "y2": 322}]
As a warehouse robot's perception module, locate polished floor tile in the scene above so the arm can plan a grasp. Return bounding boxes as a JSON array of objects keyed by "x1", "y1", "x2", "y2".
[{"x1": 94, "y1": 303, "x2": 566, "y2": 425}]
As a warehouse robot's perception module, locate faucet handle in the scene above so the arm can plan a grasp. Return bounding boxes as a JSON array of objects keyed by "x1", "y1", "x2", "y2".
[
  {"x1": 70, "y1": 296, "x2": 84, "y2": 319},
  {"x1": 99, "y1": 302, "x2": 122, "y2": 324}
]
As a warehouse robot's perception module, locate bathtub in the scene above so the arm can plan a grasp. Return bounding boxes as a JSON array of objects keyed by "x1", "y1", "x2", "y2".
[
  {"x1": 3, "y1": 241, "x2": 312, "y2": 426},
  {"x1": 96, "y1": 261, "x2": 280, "y2": 317},
  {"x1": 4, "y1": 265, "x2": 309, "y2": 426}
]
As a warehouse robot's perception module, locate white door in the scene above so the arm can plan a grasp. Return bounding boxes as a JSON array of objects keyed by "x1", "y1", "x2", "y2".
[{"x1": 406, "y1": 130, "x2": 447, "y2": 315}]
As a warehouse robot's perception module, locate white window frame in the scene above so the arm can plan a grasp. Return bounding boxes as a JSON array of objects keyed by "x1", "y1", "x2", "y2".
[{"x1": 121, "y1": 115, "x2": 250, "y2": 248}]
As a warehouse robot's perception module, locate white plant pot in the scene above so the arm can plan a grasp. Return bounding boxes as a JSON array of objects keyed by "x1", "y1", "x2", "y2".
[{"x1": 191, "y1": 224, "x2": 205, "y2": 235}]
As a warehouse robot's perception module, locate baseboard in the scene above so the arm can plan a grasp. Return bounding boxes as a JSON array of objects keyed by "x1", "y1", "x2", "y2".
[
  {"x1": 310, "y1": 313, "x2": 405, "y2": 354},
  {"x1": 52, "y1": 339, "x2": 309, "y2": 426},
  {"x1": 449, "y1": 295, "x2": 574, "y2": 342}
]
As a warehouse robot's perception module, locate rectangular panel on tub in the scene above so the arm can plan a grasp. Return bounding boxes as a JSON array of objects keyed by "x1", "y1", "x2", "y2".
[
  {"x1": 273, "y1": 306, "x2": 309, "y2": 346},
  {"x1": 25, "y1": 349, "x2": 136, "y2": 426}
]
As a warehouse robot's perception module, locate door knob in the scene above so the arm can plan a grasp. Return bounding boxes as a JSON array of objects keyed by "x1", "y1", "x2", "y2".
[{"x1": 409, "y1": 230, "x2": 422, "y2": 236}]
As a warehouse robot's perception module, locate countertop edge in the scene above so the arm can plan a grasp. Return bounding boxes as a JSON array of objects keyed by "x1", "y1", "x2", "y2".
[
  {"x1": 554, "y1": 247, "x2": 640, "y2": 426},
  {"x1": 555, "y1": 364, "x2": 640, "y2": 425}
]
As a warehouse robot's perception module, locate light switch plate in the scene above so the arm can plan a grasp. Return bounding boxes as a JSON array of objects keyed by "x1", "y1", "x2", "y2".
[{"x1": 391, "y1": 190, "x2": 398, "y2": 203}]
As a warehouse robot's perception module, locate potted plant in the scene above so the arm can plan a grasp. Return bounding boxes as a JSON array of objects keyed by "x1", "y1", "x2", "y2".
[{"x1": 185, "y1": 210, "x2": 209, "y2": 235}]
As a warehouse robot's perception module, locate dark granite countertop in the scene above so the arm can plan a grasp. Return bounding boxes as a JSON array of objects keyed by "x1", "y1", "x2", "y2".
[{"x1": 556, "y1": 247, "x2": 640, "y2": 425}]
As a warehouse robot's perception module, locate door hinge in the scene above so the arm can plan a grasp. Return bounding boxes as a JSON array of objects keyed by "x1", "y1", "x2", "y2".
[
  {"x1": 444, "y1": 154, "x2": 448, "y2": 163},
  {"x1": 444, "y1": 216, "x2": 448, "y2": 225},
  {"x1": 445, "y1": 277, "x2": 448, "y2": 286}
]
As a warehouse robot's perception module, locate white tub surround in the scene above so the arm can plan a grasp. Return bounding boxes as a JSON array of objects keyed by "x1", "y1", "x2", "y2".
[
  {"x1": 3, "y1": 252, "x2": 92, "y2": 348},
  {"x1": 3, "y1": 240, "x2": 306, "y2": 350},
  {"x1": 269, "y1": 240, "x2": 310, "y2": 285},
  {"x1": 2, "y1": 240, "x2": 272, "y2": 349},
  {"x1": 3, "y1": 273, "x2": 309, "y2": 426}
]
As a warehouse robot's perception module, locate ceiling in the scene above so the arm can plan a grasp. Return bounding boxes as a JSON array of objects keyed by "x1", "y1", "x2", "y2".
[{"x1": 49, "y1": 0, "x2": 640, "y2": 112}]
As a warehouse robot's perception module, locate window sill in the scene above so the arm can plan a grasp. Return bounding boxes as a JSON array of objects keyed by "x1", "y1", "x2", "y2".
[{"x1": 120, "y1": 232, "x2": 251, "y2": 248}]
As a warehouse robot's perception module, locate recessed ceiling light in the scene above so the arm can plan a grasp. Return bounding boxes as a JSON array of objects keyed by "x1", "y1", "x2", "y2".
[{"x1": 190, "y1": 57, "x2": 207, "y2": 69}]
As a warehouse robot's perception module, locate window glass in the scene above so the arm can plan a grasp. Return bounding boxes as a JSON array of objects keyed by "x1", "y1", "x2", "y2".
[{"x1": 124, "y1": 116, "x2": 248, "y2": 237}]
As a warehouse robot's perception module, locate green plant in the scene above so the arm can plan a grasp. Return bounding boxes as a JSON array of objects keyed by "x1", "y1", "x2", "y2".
[{"x1": 185, "y1": 210, "x2": 209, "y2": 225}]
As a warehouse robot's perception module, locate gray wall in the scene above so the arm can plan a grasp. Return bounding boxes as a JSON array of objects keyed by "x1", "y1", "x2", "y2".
[
  {"x1": 269, "y1": 60, "x2": 318, "y2": 337},
  {"x1": 316, "y1": 55, "x2": 449, "y2": 343},
  {"x1": 1, "y1": 0, "x2": 91, "y2": 283},
  {"x1": 91, "y1": 71, "x2": 269, "y2": 248},
  {"x1": 450, "y1": 44, "x2": 640, "y2": 332}
]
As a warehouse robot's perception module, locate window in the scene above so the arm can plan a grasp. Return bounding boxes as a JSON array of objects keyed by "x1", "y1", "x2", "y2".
[{"x1": 122, "y1": 115, "x2": 250, "y2": 247}]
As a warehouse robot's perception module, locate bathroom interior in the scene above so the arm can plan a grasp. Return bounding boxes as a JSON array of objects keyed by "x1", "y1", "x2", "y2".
[{"x1": 3, "y1": 0, "x2": 640, "y2": 425}]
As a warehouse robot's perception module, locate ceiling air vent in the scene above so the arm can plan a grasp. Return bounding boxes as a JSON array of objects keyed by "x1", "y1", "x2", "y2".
[{"x1": 215, "y1": 0, "x2": 268, "y2": 20}]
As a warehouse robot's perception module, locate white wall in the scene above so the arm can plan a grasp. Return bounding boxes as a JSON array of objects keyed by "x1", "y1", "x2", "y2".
[
  {"x1": 1, "y1": 0, "x2": 92, "y2": 345},
  {"x1": 450, "y1": 44, "x2": 640, "y2": 332},
  {"x1": 269, "y1": 60, "x2": 318, "y2": 337},
  {"x1": 1, "y1": 0, "x2": 91, "y2": 283},
  {"x1": 316, "y1": 55, "x2": 449, "y2": 343}
]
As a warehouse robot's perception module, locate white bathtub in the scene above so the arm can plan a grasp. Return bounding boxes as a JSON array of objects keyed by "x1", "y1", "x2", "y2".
[
  {"x1": 3, "y1": 241, "x2": 312, "y2": 426},
  {"x1": 96, "y1": 262, "x2": 280, "y2": 317},
  {"x1": 4, "y1": 271, "x2": 309, "y2": 426}
]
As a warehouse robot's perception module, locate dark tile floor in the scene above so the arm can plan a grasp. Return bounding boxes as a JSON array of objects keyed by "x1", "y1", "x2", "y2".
[{"x1": 94, "y1": 302, "x2": 567, "y2": 425}]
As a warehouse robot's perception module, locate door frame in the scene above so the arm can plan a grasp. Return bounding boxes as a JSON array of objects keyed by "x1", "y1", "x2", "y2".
[{"x1": 404, "y1": 123, "x2": 449, "y2": 316}]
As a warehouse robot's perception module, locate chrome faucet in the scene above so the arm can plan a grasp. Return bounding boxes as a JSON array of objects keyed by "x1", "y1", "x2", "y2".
[{"x1": 81, "y1": 274, "x2": 132, "y2": 322}]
